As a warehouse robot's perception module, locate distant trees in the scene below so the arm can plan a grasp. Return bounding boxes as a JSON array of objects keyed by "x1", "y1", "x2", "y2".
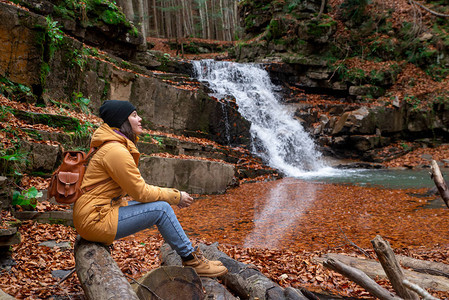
[{"x1": 116, "y1": 0, "x2": 239, "y2": 41}]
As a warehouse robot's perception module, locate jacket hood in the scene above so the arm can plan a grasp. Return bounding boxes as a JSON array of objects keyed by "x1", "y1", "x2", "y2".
[{"x1": 90, "y1": 123, "x2": 138, "y2": 154}]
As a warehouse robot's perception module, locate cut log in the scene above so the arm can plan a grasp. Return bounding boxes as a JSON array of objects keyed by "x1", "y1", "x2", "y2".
[
  {"x1": 160, "y1": 243, "x2": 314, "y2": 300},
  {"x1": 323, "y1": 257, "x2": 402, "y2": 300},
  {"x1": 431, "y1": 160, "x2": 449, "y2": 208},
  {"x1": 74, "y1": 237, "x2": 138, "y2": 300},
  {"x1": 201, "y1": 278, "x2": 238, "y2": 300},
  {"x1": 371, "y1": 236, "x2": 419, "y2": 300},
  {"x1": 397, "y1": 255, "x2": 449, "y2": 278},
  {"x1": 315, "y1": 253, "x2": 449, "y2": 291},
  {"x1": 132, "y1": 266, "x2": 206, "y2": 300}
]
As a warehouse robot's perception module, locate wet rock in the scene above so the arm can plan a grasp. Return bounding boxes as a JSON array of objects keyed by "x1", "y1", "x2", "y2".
[
  {"x1": 39, "y1": 240, "x2": 71, "y2": 251},
  {"x1": 139, "y1": 156, "x2": 235, "y2": 194},
  {"x1": 335, "y1": 162, "x2": 384, "y2": 169},
  {"x1": 51, "y1": 269, "x2": 73, "y2": 279}
]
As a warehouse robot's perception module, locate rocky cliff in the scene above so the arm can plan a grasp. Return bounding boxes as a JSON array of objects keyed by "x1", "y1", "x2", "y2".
[{"x1": 230, "y1": 0, "x2": 449, "y2": 161}]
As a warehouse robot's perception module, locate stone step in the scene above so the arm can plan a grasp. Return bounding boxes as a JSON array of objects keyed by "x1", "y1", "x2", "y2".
[
  {"x1": 0, "y1": 227, "x2": 21, "y2": 247},
  {"x1": 12, "y1": 210, "x2": 73, "y2": 227},
  {"x1": 12, "y1": 109, "x2": 81, "y2": 131}
]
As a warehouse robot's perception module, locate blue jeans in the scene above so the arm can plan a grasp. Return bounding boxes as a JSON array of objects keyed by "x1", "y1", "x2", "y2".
[{"x1": 115, "y1": 200, "x2": 194, "y2": 257}]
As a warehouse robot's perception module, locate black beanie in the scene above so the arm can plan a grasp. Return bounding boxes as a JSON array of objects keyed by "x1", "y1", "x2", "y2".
[{"x1": 99, "y1": 100, "x2": 136, "y2": 128}]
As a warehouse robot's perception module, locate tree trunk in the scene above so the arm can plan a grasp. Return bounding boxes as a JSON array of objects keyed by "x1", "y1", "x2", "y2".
[
  {"x1": 371, "y1": 235, "x2": 420, "y2": 300},
  {"x1": 316, "y1": 253, "x2": 449, "y2": 291},
  {"x1": 323, "y1": 258, "x2": 402, "y2": 300},
  {"x1": 74, "y1": 237, "x2": 139, "y2": 300},
  {"x1": 397, "y1": 254, "x2": 449, "y2": 278},
  {"x1": 431, "y1": 160, "x2": 449, "y2": 208},
  {"x1": 117, "y1": 0, "x2": 134, "y2": 23}
]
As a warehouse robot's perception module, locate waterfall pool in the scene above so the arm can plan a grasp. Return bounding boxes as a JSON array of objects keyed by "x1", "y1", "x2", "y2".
[{"x1": 293, "y1": 167, "x2": 436, "y2": 189}]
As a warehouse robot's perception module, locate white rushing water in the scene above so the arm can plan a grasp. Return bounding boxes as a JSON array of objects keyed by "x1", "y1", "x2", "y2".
[{"x1": 192, "y1": 59, "x2": 336, "y2": 177}]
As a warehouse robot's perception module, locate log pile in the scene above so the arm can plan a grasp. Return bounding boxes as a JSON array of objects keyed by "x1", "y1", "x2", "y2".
[
  {"x1": 160, "y1": 242, "x2": 315, "y2": 300},
  {"x1": 74, "y1": 238, "x2": 319, "y2": 300},
  {"x1": 317, "y1": 235, "x2": 448, "y2": 299}
]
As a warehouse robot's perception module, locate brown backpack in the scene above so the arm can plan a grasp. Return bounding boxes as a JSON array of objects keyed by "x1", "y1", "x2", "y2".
[{"x1": 48, "y1": 142, "x2": 115, "y2": 204}]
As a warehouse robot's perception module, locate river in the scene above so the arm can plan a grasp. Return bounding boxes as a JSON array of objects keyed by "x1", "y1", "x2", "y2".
[
  {"x1": 185, "y1": 60, "x2": 449, "y2": 252},
  {"x1": 176, "y1": 178, "x2": 449, "y2": 251}
]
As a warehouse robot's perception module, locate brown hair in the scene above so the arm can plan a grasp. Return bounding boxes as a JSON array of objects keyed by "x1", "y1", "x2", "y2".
[{"x1": 119, "y1": 119, "x2": 137, "y2": 144}]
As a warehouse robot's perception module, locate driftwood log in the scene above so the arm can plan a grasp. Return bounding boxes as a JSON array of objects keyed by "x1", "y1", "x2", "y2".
[
  {"x1": 430, "y1": 160, "x2": 449, "y2": 208},
  {"x1": 372, "y1": 235, "x2": 419, "y2": 300},
  {"x1": 315, "y1": 253, "x2": 449, "y2": 291},
  {"x1": 323, "y1": 257, "x2": 402, "y2": 300},
  {"x1": 397, "y1": 255, "x2": 449, "y2": 278},
  {"x1": 160, "y1": 242, "x2": 311, "y2": 300},
  {"x1": 131, "y1": 266, "x2": 205, "y2": 300},
  {"x1": 74, "y1": 236, "x2": 139, "y2": 300}
]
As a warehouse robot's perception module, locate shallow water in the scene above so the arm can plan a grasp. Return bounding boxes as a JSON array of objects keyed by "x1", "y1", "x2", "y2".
[
  {"x1": 175, "y1": 173, "x2": 449, "y2": 251},
  {"x1": 302, "y1": 168, "x2": 437, "y2": 189}
]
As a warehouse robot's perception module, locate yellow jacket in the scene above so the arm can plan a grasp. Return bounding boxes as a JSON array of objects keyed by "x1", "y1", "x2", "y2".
[{"x1": 73, "y1": 123, "x2": 181, "y2": 245}]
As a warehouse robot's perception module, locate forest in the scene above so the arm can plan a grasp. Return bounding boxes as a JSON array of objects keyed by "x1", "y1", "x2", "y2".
[{"x1": 1, "y1": 0, "x2": 449, "y2": 299}]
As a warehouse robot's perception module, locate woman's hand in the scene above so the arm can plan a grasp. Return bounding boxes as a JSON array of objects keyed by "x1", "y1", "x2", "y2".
[{"x1": 177, "y1": 191, "x2": 194, "y2": 209}]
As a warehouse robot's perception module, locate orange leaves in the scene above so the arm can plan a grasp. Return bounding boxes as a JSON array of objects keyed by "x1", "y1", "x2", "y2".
[{"x1": 384, "y1": 144, "x2": 449, "y2": 168}]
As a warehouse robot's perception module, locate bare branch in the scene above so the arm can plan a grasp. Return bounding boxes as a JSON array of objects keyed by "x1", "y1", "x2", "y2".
[
  {"x1": 430, "y1": 160, "x2": 449, "y2": 209},
  {"x1": 338, "y1": 225, "x2": 374, "y2": 259},
  {"x1": 410, "y1": 0, "x2": 449, "y2": 17},
  {"x1": 403, "y1": 279, "x2": 440, "y2": 300},
  {"x1": 323, "y1": 258, "x2": 403, "y2": 300}
]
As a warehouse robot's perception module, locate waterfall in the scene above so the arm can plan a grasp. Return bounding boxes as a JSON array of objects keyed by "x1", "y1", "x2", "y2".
[{"x1": 192, "y1": 59, "x2": 328, "y2": 177}]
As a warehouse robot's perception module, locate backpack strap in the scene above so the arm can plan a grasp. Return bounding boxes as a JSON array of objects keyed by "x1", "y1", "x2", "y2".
[{"x1": 81, "y1": 141, "x2": 122, "y2": 193}]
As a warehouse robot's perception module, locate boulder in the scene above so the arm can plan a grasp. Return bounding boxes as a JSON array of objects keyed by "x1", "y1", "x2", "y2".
[
  {"x1": 20, "y1": 141, "x2": 62, "y2": 173},
  {"x1": 138, "y1": 156, "x2": 235, "y2": 194},
  {"x1": 0, "y1": 176, "x2": 11, "y2": 210}
]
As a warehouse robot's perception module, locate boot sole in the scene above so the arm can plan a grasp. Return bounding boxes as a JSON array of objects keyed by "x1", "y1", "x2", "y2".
[{"x1": 197, "y1": 268, "x2": 228, "y2": 278}]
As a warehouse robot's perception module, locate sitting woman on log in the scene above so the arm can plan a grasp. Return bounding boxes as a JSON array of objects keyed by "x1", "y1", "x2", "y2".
[{"x1": 73, "y1": 100, "x2": 227, "y2": 278}]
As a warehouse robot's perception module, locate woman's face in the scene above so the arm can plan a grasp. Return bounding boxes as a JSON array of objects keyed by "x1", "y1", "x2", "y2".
[{"x1": 128, "y1": 111, "x2": 143, "y2": 135}]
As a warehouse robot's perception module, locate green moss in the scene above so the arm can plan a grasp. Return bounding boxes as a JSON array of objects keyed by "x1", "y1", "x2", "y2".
[
  {"x1": 100, "y1": 8, "x2": 126, "y2": 25},
  {"x1": 306, "y1": 18, "x2": 336, "y2": 37},
  {"x1": 102, "y1": 80, "x2": 110, "y2": 99},
  {"x1": 0, "y1": 77, "x2": 36, "y2": 102},
  {"x1": 267, "y1": 19, "x2": 283, "y2": 40}
]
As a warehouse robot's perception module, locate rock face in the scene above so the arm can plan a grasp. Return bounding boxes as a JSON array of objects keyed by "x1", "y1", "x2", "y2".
[
  {"x1": 0, "y1": 2, "x2": 250, "y2": 147},
  {"x1": 292, "y1": 100, "x2": 449, "y2": 160},
  {"x1": 138, "y1": 156, "x2": 235, "y2": 194},
  {"x1": 0, "y1": 3, "x2": 46, "y2": 90}
]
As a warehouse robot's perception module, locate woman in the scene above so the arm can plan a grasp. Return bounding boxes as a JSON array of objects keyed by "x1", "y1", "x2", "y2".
[{"x1": 73, "y1": 100, "x2": 227, "y2": 277}]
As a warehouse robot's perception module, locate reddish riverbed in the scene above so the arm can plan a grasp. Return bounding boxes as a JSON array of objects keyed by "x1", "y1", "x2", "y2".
[{"x1": 174, "y1": 178, "x2": 449, "y2": 251}]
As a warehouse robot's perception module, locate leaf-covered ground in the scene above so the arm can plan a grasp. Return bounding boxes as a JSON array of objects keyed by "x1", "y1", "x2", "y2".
[
  {"x1": 2, "y1": 178, "x2": 449, "y2": 299},
  {"x1": 2, "y1": 82, "x2": 449, "y2": 298}
]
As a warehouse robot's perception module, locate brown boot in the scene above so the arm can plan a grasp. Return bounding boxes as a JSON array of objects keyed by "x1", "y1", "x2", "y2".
[
  {"x1": 182, "y1": 250, "x2": 228, "y2": 277},
  {"x1": 211, "y1": 260, "x2": 224, "y2": 266}
]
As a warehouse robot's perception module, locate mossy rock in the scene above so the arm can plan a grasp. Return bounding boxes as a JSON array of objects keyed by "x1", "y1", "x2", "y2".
[{"x1": 12, "y1": 109, "x2": 80, "y2": 131}]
